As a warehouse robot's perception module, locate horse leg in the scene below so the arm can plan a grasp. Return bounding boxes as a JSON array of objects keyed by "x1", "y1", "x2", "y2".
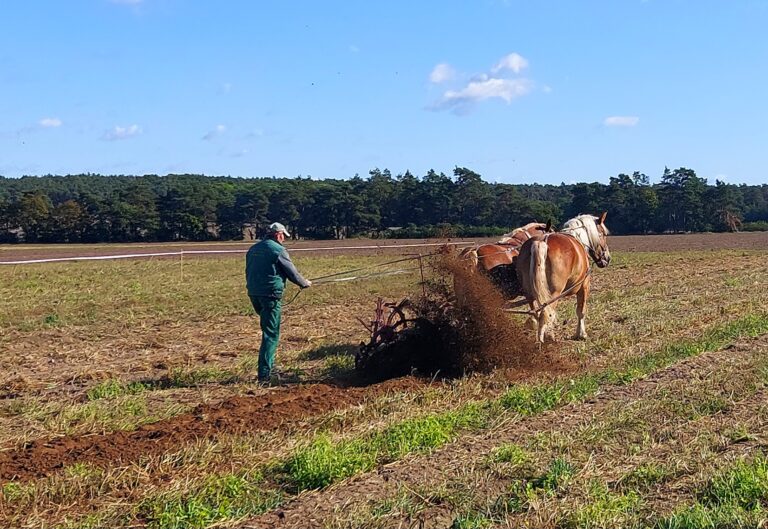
[
  {"x1": 536, "y1": 309, "x2": 547, "y2": 344},
  {"x1": 526, "y1": 300, "x2": 538, "y2": 333},
  {"x1": 537, "y1": 302, "x2": 558, "y2": 343},
  {"x1": 574, "y1": 276, "x2": 591, "y2": 340},
  {"x1": 543, "y1": 303, "x2": 558, "y2": 343}
]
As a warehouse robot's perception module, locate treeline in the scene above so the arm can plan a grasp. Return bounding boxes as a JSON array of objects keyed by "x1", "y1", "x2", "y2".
[{"x1": 0, "y1": 167, "x2": 766, "y2": 243}]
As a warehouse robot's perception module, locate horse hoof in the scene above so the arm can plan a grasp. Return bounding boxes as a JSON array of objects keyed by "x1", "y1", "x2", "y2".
[{"x1": 572, "y1": 334, "x2": 588, "y2": 341}]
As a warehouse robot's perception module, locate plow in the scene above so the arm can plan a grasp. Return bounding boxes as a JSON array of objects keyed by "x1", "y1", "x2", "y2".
[
  {"x1": 346, "y1": 243, "x2": 538, "y2": 381},
  {"x1": 355, "y1": 299, "x2": 413, "y2": 364},
  {"x1": 355, "y1": 298, "x2": 416, "y2": 373},
  {"x1": 354, "y1": 297, "x2": 455, "y2": 380}
]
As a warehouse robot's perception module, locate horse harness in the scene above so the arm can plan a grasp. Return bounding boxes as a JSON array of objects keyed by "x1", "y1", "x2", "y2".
[
  {"x1": 560, "y1": 221, "x2": 607, "y2": 264},
  {"x1": 472, "y1": 231, "x2": 538, "y2": 261}
]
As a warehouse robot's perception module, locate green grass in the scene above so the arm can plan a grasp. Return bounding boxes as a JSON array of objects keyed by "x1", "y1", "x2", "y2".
[
  {"x1": 321, "y1": 353, "x2": 356, "y2": 379},
  {"x1": 490, "y1": 457, "x2": 578, "y2": 519},
  {"x1": 533, "y1": 457, "x2": 576, "y2": 493},
  {"x1": 86, "y1": 379, "x2": 148, "y2": 400},
  {"x1": 499, "y1": 376, "x2": 601, "y2": 416},
  {"x1": 279, "y1": 435, "x2": 379, "y2": 491},
  {"x1": 452, "y1": 512, "x2": 495, "y2": 529},
  {"x1": 568, "y1": 482, "x2": 643, "y2": 529},
  {"x1": 136, "y1": 472, "x2": 282, "y2": 529},
  {"x1": 656, "y1": 455, "x2": 768, "y2": 528},
  {"x1": 701, "y1": 455, "x2": 768, "y2": 511},
  {"x1": 282, "y1": 403, "x2": 489, "y2": 491},
  {"x1": 490, "y1": 443, "x2": 530, "y2": 466}
]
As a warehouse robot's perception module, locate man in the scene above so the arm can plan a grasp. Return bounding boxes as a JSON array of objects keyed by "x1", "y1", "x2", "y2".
[{"x1": 245, "y1": 222, "x2": 311, "y2": 384}]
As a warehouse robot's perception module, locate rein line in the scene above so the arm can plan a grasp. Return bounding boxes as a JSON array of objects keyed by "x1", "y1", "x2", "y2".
[
  {"x1": 503, "y1": 266, "x2": 592, "y2": 316},
  {"x1": 282, "y1": 254, "x2": 428, "y2": 306}
]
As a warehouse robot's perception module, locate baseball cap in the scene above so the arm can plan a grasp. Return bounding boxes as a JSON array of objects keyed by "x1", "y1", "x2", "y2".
[{"x1": 268, "y1": 222, "x2": 291, "y2": 237}]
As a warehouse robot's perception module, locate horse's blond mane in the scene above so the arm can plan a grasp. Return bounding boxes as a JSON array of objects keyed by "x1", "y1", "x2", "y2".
[{"x1": 562, "y1": 214, "x2": 609, "y2": 250}]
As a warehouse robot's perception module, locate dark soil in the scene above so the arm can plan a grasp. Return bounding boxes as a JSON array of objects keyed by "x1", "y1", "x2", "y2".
[{"x1": 0, "y1": 377, "x2": 425, "y2": 484}]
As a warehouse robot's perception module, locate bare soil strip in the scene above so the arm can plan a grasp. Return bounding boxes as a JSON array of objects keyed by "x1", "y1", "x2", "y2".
[
  {"x1": 239, "y1": 334, "x2": 768, "y2": 529},
  {"x1": 0, "y1": 377, "x2": 425, "y2": 483}
]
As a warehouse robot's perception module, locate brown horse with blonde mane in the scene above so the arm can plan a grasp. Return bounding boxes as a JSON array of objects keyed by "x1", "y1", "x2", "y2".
[
  {"x1": 458, "y1": 221, "x2": 553, "y2": 298},
  {"x1": 516, "y1": 213, "x2": 611, "y2": 343}
]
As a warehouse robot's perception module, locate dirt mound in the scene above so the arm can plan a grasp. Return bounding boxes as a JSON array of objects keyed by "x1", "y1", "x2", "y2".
[
  {"x1": 0, "y1": 377, "x2": 425, "y2": 484},
  {"x1": 354, "y1": 253, "x2": 542, "y2": 382}
]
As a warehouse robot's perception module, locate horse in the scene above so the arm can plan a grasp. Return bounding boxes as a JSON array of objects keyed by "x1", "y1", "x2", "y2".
[
  {"x1": 458, "y1": 221, "x2": 553, "y2": 298},
  {"x1": 516, "y1": 212, "x2": 611, "y2": 343}
]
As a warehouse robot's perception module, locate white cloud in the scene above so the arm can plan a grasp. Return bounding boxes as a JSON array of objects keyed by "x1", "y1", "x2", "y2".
[
  {"x1": 110, "y1": 0, "x2": 143, "y2": 4},
  {"x1": 435, "y1": 77, "x2": 533, "y2": 111},
  {"x1": 604, "y1": 116, "x2": 639, "y2": 127},
  {"x1": 221, "y1": 82, "x2": 232, "y2": 94},
  {"x1": 39, "y1": 117, "x2": 62, "y2": 128},
  {"x1": 202, "y1": 124, "x2": 226, "y2": 141},
  {"x1": 429, "y1": 52, "x2": 535, "y2": 114},
  {"x1": 349, "y1": 44, "x2": 360, "y2": 53},
  {"x1": 492, "y1": 53, "x2": 528, "y2": 74},
  {"x1": 429, "y1": 63, "x2": 456, "y2": 84},
  {"x1": 102, "y1": 124, "x2": 142, "y2": 141}
]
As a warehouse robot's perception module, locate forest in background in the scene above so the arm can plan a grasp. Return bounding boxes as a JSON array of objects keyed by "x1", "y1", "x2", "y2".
[{"x1": 1, "y1": 166, "x2": 766, "y2": 243}]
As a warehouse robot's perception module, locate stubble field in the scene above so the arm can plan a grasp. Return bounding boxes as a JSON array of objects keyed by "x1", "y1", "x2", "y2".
[{"x1": 1, "y1": 232, "x2": 767, "y2": 528}]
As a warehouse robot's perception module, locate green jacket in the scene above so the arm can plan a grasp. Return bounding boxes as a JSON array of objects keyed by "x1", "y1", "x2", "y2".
[{"x1": 245, "y1": 238, "x2": 310, "y2": 298}]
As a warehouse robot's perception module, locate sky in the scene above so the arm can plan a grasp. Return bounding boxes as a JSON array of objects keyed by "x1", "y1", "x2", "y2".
[{"x1": 1, "y1": 0, "x2": 767, "y2": 185}]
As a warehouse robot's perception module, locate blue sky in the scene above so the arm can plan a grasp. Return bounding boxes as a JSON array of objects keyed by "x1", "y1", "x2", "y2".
[{"x1": 2, "y1": 0, "x2": 767, "y2": 185}]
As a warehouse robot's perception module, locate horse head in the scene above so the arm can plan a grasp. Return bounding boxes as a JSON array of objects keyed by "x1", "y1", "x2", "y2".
[{"x1": 562, "y1": 212, "x2": 611, "y2": 268}]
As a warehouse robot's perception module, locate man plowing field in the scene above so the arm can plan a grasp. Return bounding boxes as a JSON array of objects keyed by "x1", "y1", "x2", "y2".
[{"x1": 245, "y1": 222, "x2": 312, "y2": 385}]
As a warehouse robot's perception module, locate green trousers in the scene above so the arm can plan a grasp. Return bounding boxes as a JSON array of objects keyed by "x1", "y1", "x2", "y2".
[{"x1": 249, "y1": 295, "x2": 282, "y2": 381}]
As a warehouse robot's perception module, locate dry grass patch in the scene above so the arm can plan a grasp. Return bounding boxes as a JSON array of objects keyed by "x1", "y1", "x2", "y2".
[{"x1": 2, "y1": 248, "x2": 768, "y2": 528}]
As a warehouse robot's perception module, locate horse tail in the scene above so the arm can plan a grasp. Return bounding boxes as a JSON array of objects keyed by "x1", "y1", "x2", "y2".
[
  {"x1": 531, "y1": 239, "x2": 550, "y2": 309},
  {"x1": 530, "y1": 238, "x2": 556, "y2": 341}
]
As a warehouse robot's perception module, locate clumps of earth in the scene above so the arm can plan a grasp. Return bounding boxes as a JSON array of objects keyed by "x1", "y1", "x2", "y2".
[{"x1": 354, "y1": 253, "x2": 540, "y2": 383}]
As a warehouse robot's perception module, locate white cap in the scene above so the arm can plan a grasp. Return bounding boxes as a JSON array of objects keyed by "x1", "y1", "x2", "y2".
[{"x1": 268, "y1": 222, "x2": 291, "y2": 237}]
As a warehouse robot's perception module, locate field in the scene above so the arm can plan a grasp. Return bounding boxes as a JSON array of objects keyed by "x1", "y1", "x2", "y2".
[{"x1": 1, "y1": 232, "x2": 768, "y2": 528}]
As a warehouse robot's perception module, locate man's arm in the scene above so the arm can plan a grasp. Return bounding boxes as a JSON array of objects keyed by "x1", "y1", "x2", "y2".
[{"x1": 277, "y1": 251, "x2": 311, "y2": 288}]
